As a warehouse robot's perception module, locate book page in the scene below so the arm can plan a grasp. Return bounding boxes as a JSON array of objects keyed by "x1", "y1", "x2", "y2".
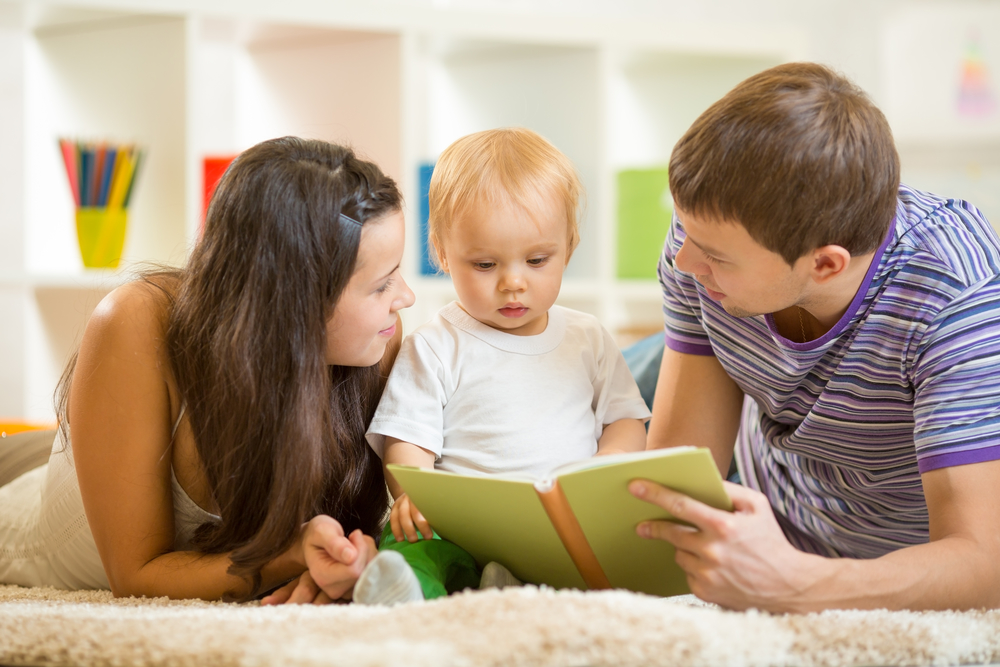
[
  {"x1": 544, "y1": 446, "x2": 698, "y2": 479},
  {"x1": 555, "y1": 448, "x2": 730, "y2": 597},
  {"x1": 387, "y1": 465, "x2": 587, "y2": 590}
]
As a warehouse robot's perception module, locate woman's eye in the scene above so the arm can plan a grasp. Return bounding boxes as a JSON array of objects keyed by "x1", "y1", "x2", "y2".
[
  {"x1": 375, "y1": 278, "x2": 394, "y2": 294},
  {"x1": 704, "y1": 253, "x2": 724, "y2": 265}
]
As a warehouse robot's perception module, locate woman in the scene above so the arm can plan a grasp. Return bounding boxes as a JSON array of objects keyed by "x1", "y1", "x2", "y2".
[{"x1": 0, "y1": 137, "x2": 415, "y2": 603}]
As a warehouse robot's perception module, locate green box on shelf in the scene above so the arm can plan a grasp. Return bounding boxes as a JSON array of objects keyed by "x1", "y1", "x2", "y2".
[{"x1": 616, "y1": 168, "x2": 672, "y2": 280}]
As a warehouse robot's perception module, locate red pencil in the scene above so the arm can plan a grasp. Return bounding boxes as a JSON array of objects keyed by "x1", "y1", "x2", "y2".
[{"x1": 58, "y1": 139, "x2": 80, "y2": 207}]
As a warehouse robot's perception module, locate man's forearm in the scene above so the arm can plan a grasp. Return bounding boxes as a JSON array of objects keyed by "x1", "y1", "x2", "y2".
[{"x1": 785, "y1": 537, "x2": 1000, "y2": 612}]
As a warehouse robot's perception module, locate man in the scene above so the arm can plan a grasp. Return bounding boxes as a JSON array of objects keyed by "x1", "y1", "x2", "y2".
[{"x1": 636, "y1": 62, "x2": 1000, "y2": 612}]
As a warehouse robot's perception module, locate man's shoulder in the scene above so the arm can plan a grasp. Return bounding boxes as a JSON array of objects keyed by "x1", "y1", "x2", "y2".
[{"x1": 891, "y1": 185, "x2": 1000, "y2": 288}]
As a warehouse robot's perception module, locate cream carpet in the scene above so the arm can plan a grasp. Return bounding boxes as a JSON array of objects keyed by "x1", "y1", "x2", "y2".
[{"x1": 1, "y1": 584, "x2": 998, "y2": 667}]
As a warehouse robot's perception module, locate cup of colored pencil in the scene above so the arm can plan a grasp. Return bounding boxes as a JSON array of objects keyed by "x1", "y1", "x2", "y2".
[{"x1": 58, "y1": 139, "x2": 144, "y2": 269}]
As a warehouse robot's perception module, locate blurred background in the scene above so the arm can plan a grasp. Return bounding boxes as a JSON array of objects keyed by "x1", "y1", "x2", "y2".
[{"x1": 1, "y1": 0, "x2": 998, "y2": 422}]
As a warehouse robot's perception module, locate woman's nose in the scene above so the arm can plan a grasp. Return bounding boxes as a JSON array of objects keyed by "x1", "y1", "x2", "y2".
[{"x1": 395, "y1": 276, "x2": 416, "y2": 310}]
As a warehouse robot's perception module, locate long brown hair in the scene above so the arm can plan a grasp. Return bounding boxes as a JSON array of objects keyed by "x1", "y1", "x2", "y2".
[{"x1": 58, "y1": 137, "x2": 399, "y2": 598}]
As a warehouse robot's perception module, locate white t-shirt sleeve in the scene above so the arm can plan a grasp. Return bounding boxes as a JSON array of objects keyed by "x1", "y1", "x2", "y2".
[
  {"x1": 593, "y1": 325, "x2": 652, "y2": 427},
  {"x1": 365, "y1": 333, "x2": 449, "y2": 460}
]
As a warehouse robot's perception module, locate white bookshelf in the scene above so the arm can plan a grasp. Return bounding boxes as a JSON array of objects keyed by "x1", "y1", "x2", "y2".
[{"x1": 0, "y1": 1, "x2": 800, "y2": 420}]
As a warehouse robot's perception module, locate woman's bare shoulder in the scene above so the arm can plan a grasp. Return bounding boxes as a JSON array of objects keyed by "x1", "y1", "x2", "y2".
[
  {"x1": 86, "y1": 277, "x2": 178, "y2": 343},
  {"x1": 77, "y1": 276, "x2": 182, "y2": 391}
]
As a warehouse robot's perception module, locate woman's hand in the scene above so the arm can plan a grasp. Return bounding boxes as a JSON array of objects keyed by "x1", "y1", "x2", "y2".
[
  {"x1": 390, "y1": 493, "x2": 433, "y2": 543},
  {"x1": 261, "y1": 515, "x2": 376, "y2": 605},
  {"x1": 260, "y1": 570, "x2": 334, "y2": 605}
]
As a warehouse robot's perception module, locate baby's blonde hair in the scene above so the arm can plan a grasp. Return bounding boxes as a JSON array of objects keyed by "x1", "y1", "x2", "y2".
[{"x1": 428, "y1": 128, "x2": 583, "y2": 266}]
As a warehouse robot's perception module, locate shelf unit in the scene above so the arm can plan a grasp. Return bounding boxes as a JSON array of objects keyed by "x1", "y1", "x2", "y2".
[{"x1": 0, "y1": 1, "x2": 801, "y2": 420}]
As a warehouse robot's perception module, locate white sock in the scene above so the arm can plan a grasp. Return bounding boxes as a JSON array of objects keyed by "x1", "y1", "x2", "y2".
[
  {"x1": 479, "y1": 561, "x2": 522, "y2": 590},
  {"x1": 354, "y1": 551, "x2": 424, "y2": 606}
]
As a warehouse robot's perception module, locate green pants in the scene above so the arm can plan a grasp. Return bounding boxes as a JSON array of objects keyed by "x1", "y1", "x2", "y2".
[{"x1": 378, "y1": 524, "x2": 480, "y2": 600}]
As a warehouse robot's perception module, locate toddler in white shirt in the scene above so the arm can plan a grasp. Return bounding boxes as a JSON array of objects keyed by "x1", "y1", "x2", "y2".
[{"x1": 357, "y1": 127, "x2": 651, "y2": 605}]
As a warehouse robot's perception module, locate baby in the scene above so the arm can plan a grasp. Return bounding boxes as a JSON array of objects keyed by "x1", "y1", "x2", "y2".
[{"x1": 358, "y1": 127, "x2": 651, "y2": 605}]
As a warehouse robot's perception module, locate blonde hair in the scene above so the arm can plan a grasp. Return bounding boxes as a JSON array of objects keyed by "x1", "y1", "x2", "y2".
[{"x1": 428, "y1": 127, "x2": 583, "y2": 266}]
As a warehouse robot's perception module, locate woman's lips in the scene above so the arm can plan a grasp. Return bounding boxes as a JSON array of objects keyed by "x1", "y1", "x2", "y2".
[
  {"x1": 378, "y1": 323, "x2": 396, "y2": 337},
  {"x1": 499, "y1": 306, "x2": 528, "y2": 318}
]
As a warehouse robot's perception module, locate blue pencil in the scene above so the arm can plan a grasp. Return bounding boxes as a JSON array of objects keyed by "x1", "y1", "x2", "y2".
[
  {"x1": 98, "y1": 147, "x2": 117, "y2": 207},
  {"x1": 80, "y1": 146, "x2": 93, "y2": 207}
]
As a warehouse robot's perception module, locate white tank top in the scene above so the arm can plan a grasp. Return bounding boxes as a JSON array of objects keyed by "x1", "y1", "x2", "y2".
[{"x1": 0, "y1": 413, "x2": 220, "y2": 590}]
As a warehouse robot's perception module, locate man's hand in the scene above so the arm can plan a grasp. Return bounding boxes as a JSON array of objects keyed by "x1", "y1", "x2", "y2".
[
  {"x1": 261, "y1": 515, "x2": 376, "y2": 605},
  {"x1": 629, "y1": 479, "x2": 817, "y2": 611},
  {"x1": 390, "y1": 493, "x2": 433, "y2": 543}
]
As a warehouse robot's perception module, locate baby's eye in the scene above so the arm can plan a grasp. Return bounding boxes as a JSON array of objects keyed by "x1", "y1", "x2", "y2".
[
  {"x1": 473, "y1": 261, "x2": 495, "y2": 270},
  {"x1": 527, "y1": 257, "x2": 549, "y2": 266}
]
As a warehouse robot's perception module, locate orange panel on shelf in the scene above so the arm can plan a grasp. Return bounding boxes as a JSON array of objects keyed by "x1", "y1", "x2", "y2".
[{"x1": 0, "y1": 421, "x2": 57, "y2": 437}]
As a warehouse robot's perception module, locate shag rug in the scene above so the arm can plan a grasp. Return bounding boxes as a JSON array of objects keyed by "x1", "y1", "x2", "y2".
[{"x1": 1, "y1": 584, "x2": 999, "y2": 667}]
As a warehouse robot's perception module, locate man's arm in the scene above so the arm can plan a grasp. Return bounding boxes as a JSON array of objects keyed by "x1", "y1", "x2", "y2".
[
  {"x1": 630, "y1": 458, "x2": 1000, "y2": 611},
  {"x1": 646, "y1": 346, "x2": 744, "y2": 476}
]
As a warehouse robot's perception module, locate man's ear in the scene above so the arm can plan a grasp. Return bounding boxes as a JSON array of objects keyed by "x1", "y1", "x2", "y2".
[{"x1": 809, "y1": 245, "x2": 852, "y2": 284}]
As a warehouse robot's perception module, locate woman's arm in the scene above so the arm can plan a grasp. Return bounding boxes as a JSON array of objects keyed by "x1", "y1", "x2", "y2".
[{"x1": 70, "y1": 283, "x2": 357, "y2": 600}]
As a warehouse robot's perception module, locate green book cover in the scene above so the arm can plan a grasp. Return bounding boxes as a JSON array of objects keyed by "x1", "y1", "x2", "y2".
[
  {"x1": 616, "y1": 167, "x2": 672, "y2": 280},
  {"x1": 387, "y1": 447, "x2": 730, "y2": 596}
]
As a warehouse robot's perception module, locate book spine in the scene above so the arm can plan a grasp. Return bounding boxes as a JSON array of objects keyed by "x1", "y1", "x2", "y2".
[{"x1": 535, "y1": 480, "x2": 611, "y2": 590}]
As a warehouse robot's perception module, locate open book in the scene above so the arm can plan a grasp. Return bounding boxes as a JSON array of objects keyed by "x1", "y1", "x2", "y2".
[{"x1": 386, "y1": 447, "x2": 732, "y2": 597}]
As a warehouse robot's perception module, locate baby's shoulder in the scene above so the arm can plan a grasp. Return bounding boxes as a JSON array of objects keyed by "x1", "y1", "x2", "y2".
[
  {"x1": 552, "y1": 305, "x2": 611, "y2": 345},
  {"x1": 397, "y1": 313, "x2": 468, "y2": 369}
]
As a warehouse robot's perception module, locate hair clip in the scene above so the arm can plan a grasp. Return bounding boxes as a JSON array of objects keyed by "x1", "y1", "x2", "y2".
[{"x1": 339, "y1": 213, "x2": 363, "y2": 227}]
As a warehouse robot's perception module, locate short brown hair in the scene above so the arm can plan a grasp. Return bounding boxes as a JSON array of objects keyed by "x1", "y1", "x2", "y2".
[
  {"x1": 428, "y1": 127, "x2": 582, "y2": 264},
  {"x1": 669, "y1": 62, "x2": 899, "y2": 264}
]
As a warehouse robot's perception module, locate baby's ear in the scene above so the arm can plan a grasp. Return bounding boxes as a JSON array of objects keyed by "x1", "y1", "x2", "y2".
[{"x1": 431, "y1": 239, "x2": 450, "y2": 273}]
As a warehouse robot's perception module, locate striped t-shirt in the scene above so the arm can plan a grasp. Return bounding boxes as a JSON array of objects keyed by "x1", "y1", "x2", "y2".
[{"x1": 659, "y1": 185, "x2": 1000, "y2": 559}]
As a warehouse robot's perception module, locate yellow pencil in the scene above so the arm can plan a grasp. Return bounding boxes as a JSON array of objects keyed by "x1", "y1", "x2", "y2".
[{"x1": 106, "y1": 146, "x2": 134, "y2": 210}]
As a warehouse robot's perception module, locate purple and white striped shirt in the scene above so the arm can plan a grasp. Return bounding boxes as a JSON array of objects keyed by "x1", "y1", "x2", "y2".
[{"x1": 659, "y1": 185, "x2": 1000, "y2": 559}]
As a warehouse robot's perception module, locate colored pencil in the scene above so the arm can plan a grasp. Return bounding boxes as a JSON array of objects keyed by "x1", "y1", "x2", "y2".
[
  {"x1": 98, "y1": 146, "x2": 117, "y2": 207},
  {"x1": 91, "y1": 144, "x2": 105, "y2": 208},
  {"x1": 122, "y1": 148, "x2": 144, "y2": 208},
  {"x1": 58, "y1": 139, "x2": 80, "y2": 207},
  {"x1": 58, "y1": 139, "x2": 144, "y2": 210}
]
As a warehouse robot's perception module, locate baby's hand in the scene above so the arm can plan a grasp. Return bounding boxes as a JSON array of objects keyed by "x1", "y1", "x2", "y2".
[
  {"x1": 261, "y1": 515, "x2": 375, "y2": 605},
  {"x1": 390, "y1": 493, "x2": 433, "y2": 543}
]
